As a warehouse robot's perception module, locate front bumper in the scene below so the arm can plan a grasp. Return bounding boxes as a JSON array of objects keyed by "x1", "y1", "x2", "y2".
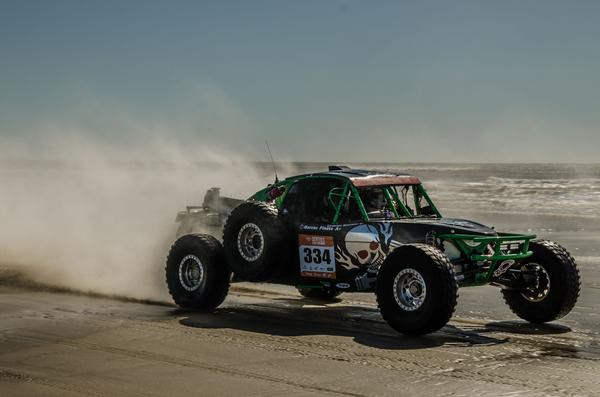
[
  {"x1": 438, "y1": 233, "x2": 537, "y2": 286},
  {"x1": 439, "y1": 233, "x2": 536, "y2": 262}
]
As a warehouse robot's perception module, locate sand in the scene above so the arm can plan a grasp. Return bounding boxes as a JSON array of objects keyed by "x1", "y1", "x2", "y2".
[{"x1": 1, "y1": 276, "x2": 598, "y2": 397}]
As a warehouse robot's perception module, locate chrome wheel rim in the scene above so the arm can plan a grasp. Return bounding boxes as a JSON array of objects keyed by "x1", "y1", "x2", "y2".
[
  {"x1": 521, "y1": 263, "x2": 551, "y2": 302},
  {"x1": 237, "y1": 223, "x2": 264, "y2": 262},
  {"x1": 178, "y1": 255, "x2": 204, "y2": 292},
  {"x1": 393, "y1": 268, "x2": 427, "y2": 311}
]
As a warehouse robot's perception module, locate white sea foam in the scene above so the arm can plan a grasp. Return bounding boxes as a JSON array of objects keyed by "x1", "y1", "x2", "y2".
[{"x1": 427, "y1": 175, "x2": 600, "y2": 218}]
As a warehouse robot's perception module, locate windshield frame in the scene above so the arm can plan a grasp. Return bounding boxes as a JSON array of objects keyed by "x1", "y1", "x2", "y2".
[{"x1": 330, "y1": 182, "x2": 441, "y2": 223}]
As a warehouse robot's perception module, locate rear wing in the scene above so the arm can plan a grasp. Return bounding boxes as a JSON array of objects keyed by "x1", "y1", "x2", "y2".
[
  {"x1": 201, "y1": 187, "x2": 245, "y2": 215},
  {"x1": 175, "y1": 188, "x2": 244, "y2": 222}
]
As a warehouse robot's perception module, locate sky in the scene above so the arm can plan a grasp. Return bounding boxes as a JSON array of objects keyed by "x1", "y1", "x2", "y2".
[{"x1": 1, "y1": 0, "x2": 599, "y2": 162}]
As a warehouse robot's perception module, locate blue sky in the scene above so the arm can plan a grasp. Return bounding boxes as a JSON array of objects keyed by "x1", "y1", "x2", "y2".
[{"x1": 1, "y1": 0, "x2": 599, "y2": 161}]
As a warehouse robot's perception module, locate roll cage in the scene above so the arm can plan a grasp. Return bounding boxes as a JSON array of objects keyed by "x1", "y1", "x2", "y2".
[{"x1": 251, "y1": 174, "x2": 441, "y2": 225}]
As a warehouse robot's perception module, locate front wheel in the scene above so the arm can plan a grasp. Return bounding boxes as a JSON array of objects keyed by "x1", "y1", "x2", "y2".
[
  {"x1": 165, "y1": 234, "x2": 231, "y2": 310},
  {"x1": 502, "y1": 240, "x2": 580, "y2": 323},
  {"x1": 376, "y1": 244, "x2": 458, "y2": 335}
]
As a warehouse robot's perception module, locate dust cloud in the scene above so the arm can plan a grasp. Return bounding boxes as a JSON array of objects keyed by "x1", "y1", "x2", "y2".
[{"x1": 0, "y1": 137, "x2": 266, "y2": 301}]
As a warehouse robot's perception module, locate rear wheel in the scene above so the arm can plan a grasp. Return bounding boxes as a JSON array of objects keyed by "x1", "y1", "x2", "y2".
[
  {"x1": 376, "y1": 244, "x2": 458, "y2": 335},
  {"x1": 165, "y1": 234, "x2": 231, "y2": 310},
  {"x1": 223, "y1": 201, "x2": 286, "y2": 281},
  {"x1": 297, "y1": 287, "x2": 342, "y2": 301},
  {"x1": 502, "y1": 240, "x2": 580, "y2": 323}
]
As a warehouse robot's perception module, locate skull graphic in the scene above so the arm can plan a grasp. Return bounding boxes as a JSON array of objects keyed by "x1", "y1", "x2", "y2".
[{"x1": 342, "y1": 224, "x2": 390, "y2": 267}]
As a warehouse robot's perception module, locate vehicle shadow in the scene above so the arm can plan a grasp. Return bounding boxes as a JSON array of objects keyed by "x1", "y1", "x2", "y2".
[
  {"x1": 175, "y1": 297, "x2": 509, "y2": 350},
  {"x1": 482, "y1": 320, "x2": 571, "y2": 335}
]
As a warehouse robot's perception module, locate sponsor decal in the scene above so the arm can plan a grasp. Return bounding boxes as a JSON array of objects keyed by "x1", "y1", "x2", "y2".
[{"x1": 300, "y1": 224, "x2": 342, "y2": 232}]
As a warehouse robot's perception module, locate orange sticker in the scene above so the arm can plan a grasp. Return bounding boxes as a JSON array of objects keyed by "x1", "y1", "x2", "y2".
[{"x1": 298, "y1": 234, "x2": 334, "y2": 246}]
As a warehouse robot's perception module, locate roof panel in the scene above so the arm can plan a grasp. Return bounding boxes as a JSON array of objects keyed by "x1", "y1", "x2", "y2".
[
  {"x1": 282, "y1": 166, "x2": 420, "y2": 186},
  {"x1": 350, "y1": 175, "x2": 421, "y2": 187}
]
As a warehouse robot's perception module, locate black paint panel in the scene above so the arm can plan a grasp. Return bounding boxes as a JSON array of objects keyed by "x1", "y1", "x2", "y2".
[{"x1": 295, "y1": 218, "x2": 496, "y2": 285}]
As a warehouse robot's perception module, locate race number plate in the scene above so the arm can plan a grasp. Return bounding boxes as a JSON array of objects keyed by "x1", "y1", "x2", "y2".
[{"x1": 299, "y1": 234, "x2": 336, "y2": 279}]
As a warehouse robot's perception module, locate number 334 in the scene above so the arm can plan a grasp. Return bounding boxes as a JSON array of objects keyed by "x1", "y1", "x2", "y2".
[{"x1": 303, "y1": 248, "x2": 331, "y2": 264}]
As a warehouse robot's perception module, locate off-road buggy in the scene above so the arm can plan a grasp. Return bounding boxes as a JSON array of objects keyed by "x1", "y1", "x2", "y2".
[{"x1": 165, "y1": 166, "x2": 580, "y2": 335}]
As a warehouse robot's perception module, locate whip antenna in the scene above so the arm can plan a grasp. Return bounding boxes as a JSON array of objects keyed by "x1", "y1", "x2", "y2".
[{"x1": 265, "y1": 140, "x2": 279, "y2": 183}]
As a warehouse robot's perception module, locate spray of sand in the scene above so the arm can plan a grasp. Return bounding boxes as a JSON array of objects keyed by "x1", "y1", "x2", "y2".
[{"x1": 0, "y1": 137, "x2": 269, "y2": 301}]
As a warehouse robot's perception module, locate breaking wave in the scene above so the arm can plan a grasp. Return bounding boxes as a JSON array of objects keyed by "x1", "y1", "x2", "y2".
[{"x1": 429, "y1": 176, "x2": 600, "y2": 218}]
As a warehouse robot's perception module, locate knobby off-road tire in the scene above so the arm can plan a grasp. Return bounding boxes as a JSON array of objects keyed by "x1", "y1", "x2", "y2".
[
  {"x1": 502, "y1": 240, "x2": 580, "y2": 323},
  {"x1": 165, "y1": 234, "x2": 231, "y2": 310},
  {"x1": 297, "y1": 287, "x2": 342, "y2": 301},
  {"x1": 376, "y1": 244, "x2": 458, "y2": 336},
  {"x1": 222, "y1": 201, "x2": 286, "y2": 282}
]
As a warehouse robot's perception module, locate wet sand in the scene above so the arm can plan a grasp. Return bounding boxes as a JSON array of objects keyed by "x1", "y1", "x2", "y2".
[{"x1": 1, "y1": 273, "x2": 599, "y2": 397}]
